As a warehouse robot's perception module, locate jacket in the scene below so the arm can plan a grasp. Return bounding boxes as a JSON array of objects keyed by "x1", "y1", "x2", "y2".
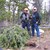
[{"x1": 31, "y1": 12, "x2": 41, "y2": 25}]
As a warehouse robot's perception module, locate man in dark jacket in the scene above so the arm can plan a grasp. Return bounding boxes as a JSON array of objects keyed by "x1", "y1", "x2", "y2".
[
  {"x1": 31, "y1": 7, "x2": 41, "y2": 37},
  {"x1": 20, "y1": 8, "x2": 31, "y2": 35}
]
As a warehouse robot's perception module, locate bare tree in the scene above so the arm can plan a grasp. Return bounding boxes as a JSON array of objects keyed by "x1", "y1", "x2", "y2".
[
  {"x1": 33, "y1": 0, "x2": 43, "y2": 12},
  {"x1": 48, "y1": 0, "x2": 50, "y2": 24}
]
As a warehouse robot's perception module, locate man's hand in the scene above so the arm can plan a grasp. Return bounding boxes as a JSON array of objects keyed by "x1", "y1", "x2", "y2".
[{"x1": 36, "y1": 22, "x2": 38, "y2": 24}]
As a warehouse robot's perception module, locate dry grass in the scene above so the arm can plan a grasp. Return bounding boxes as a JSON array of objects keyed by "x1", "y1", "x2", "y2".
[{"x1": 24, "y1": 28, "x2": 50, "y2": 50}]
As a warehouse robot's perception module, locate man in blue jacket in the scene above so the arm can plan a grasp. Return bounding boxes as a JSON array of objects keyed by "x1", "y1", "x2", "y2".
[{"x1": 31, "y1": 7, "x2": 41, "y2": 37}]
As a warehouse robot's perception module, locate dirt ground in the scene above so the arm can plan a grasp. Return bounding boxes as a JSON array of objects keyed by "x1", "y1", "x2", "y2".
[{"x1": 24, "y1": 28, "x2": 50, "y2": 50}]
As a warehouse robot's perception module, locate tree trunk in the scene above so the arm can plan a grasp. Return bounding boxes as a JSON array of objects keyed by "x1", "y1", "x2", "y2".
[{"x1": 33, "y1": 0, "x2": 43, "y2": 12}]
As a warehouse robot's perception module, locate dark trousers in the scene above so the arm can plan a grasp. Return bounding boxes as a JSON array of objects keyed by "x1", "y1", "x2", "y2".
[
  {"x1": 22, "y1": 22, "x2": 30, "y2": 31},
  {"x1": 31, "y1": 24, "x2": 40, "y2": 37}
]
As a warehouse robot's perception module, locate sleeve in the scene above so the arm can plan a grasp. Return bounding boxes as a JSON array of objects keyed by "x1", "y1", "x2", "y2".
[
  {"x1": 36, "y1": 13, "x2": 41, "y2": 25},
  {"x1": 29, "y1": 15, "x2": 32, "y2": 19},
  {"x1": 20, "y1": 13, "x2": 23, "y2": 19}
]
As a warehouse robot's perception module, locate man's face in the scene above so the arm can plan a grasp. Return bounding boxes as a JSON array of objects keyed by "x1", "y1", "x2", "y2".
[
  {"x1": 33, "y1": 8, "x2": 37, "y2": 13},
  {"x1": 24, "y1": 10, "x2": 28, "y2": 13}
]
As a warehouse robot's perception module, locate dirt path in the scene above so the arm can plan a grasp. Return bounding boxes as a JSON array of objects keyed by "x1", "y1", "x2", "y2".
[{"x1": 24, "y1": 29, "x2": 50, "y2": 50}]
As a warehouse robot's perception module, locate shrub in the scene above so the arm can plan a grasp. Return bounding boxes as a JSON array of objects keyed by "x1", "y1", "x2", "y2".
[{"x1": 0, "y1": 25, "x2": 30, "y2": 49}]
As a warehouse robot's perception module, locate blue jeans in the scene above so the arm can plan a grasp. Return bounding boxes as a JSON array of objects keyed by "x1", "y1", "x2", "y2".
[
  {"x1": 31, "y1": 24, "x2": 40, "y2": 37},
  {"x1": 22, "y1": 22, "x2": 30, "y2": 31}
]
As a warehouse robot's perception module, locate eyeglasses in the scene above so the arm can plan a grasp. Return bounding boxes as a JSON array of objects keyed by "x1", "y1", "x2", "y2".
[
  {"x1": 34, "y1": 9, "x2": 36, "y2": 10},
  {"x1": 24, "y1": 10, "x2": 28, "y2": 11}
]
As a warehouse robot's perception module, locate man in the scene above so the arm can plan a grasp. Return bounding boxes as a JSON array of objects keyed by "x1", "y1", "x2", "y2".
[
  {"x1": 20, "y1": 8, "x2": 31, "y2": 35},
  {"x1": 31, "y1": 7, "x2": 41, "y2": 37}
]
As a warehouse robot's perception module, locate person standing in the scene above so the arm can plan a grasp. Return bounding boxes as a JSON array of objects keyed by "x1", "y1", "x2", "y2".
[
  {"x1": 20, "y1": 8, "x2": 31, "y2": 35},
  {"x1": 31, "y1": 7, "x2": 41, "y2": 37}
]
